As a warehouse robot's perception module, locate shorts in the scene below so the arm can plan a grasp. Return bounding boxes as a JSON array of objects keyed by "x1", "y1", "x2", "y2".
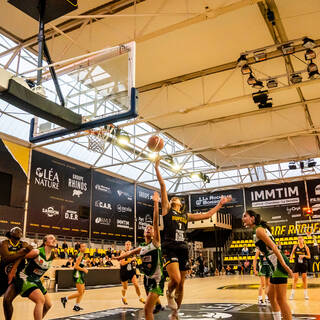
[
  {"x1": 73, "y1": 270, "x2": 85, "y2": 285},
  {"x1": 259, "y1": 264, "x2": 271, "y2": 278},
  {"x1": 293, "y1": 263, "x2": 308, "y2": 274},
  {"x1": 20, "y1": 277, "x2": 47, "y2": 297},
  {"x1": 143, "y1": 274, "x2": 165, "y2": 296},
  {"x1": 0, "y1": 273, "x2": 8, "y2": 296},
  {"x1": 120, "y1": 269, "x2": 136, "y2": 282},
  {"x1": 162, "y1": 242, "x2": 189, "y2": 271}
]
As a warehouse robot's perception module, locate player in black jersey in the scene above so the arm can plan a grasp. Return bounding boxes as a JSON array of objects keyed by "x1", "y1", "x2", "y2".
[
  {"x1": 155, "y1": 158, "x2": 231, "y2": 319},
  {"x1": 120, "y1": 241, "x2": 145, "y2": 305},
  {"x1": 289, "y1": 236, "x2": 311, "y2": 300},
  {"x1": 0, "y1": 227, "x2": 33, "y2": 320}
]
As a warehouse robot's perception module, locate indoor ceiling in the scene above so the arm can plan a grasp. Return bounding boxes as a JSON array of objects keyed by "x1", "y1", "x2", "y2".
[{"x1": 1, "y1": 0, "x2": 320, "y2": 192}]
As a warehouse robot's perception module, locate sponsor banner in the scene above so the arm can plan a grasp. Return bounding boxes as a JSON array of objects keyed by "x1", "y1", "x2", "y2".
[
  {"x1": 191, "y1": 189, "x2": 244, "y2": 218},
  {"x1": 245, "y1": 181, "x2": 307, "y2": 235},
  {"x1": 27, "y1": 151, "x2": 90, "y2": 236},
  {"x1": 0, "y1": 138, "x2": 29, "y2": 229},
  {"x1": 136, "y1": 186, "x2": 156, "y2": 238},
  {"x1": 307, "y1": 179, "x2": 320, "y2": 216},
  {"x1": 91, "y1": 171, "x2": 134, "y2": 239}
]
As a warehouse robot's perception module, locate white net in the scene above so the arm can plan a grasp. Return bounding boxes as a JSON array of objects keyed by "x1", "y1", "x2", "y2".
[{"x1": 87, "y1": 130, "x2": 107, "y2": 153}]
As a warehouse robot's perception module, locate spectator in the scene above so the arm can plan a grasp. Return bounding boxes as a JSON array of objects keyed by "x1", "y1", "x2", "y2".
[
  {"x1": 75, "y1": 241, "x2": 81, "y2": 251},
  {"x1": 62, "y1": 240, "x2": 68, "y2": 250},
  {"x1": 244, "y1": 260, "x2": 250, "y2": 274},
  {"x1": 64, "y1": 257, "x2": 74, "y2": 268},
  {"x1": 238, "y1": 263, "x2": 244, "y2": 275},
  {"x1": 197, "y1": 253, "x2": 204, "y2": 277},
  {"x1": 215, "y1": 268, "x2": 220, "y2": 276},
  {"x1": 241, "y1": 245, "x2": 249, "y2": 256},
  {"x1": 209, "y1": 260, "x2": 215, "y2": 275},
  {"x1": 59, "y1": 248, "x2": 68, "y2": 259},
  {"x1": 221, "y1": 266, "x2": 226, "y2": 275},
  {"x1": 226, "y1": 265, "x2": 232, "y2": 275}
]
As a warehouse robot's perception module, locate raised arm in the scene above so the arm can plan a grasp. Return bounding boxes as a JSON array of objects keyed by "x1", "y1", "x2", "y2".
[
  {"x1": 289, "y1": 244, "x2": 297, "y2": 261},
  {"x1": 154, "y1": 158, "x2": 170, "y2": 215},
  {"x1": 116, "y1": 247, "x2": 141, "y2": 261},
  {"x1": 188, "y1": 195, "x2": 232, "y2": 222},
  {"x1": 256, "y1": 227, "x2": 293, "y2": 277},
  {"x1": 0, "y1": 240, "x2": 33, "y2": 264},
  {"x1": 152, "y1": 191, "x2": 160, "y2": 246}
]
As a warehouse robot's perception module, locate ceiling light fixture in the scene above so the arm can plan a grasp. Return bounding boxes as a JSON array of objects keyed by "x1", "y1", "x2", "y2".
[
  {"x1": 252, "y1": 80, "x2": 264, "y2": 89},
  {"x1": 281, "y1": 43, "x2": 295, "y2": 55},
  {"x1": 247, "y1": 73, "x2": 257, "y2": 85},
  {"x1": 302, "y1": 37, "x2": 315, "y2": 49},
  {"x1": 305, "y1": 48, "x2": 316, "y2": 60},
  {"x1": 267, "y1": 79, "x2": 278, "y2": 88},
  {"x1": 290, "y1": 73, "x2": 302, "y2": 84},
  {"x1": 252, "y1": 90, "x2": 272, "y2": 109},
  {"x1": 241, "y1": 64, "x2": 252, "y2": 75},
  {"x1": 237, "y1": 54, "x2": 248, "y2": 66},
  {"x1": 253, "y1": 50, "x2": 267, "y2": 62}
]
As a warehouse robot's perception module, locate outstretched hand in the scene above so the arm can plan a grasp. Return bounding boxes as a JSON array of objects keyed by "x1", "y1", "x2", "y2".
[
  {"x1": 219, "y1": 195, "x2": 232, "y2": 206},
  {"x1": 152, "y1": 191, "x2": 160, "y2": 203}
]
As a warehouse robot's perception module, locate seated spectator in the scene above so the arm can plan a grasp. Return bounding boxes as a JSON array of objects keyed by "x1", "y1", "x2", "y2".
[
  {"x1": 226, "y1": 265, "x2": 232, "y2": 275},
  {"x1": 243, "y1": 260, "x2": 250, "y2": 274},
  {"x1": 237, "y1": 263, "x2": 243, "y2": 275},
  {"x1": 105, "y1": 257, "x2": 113, "y2": 267},
  {"x1": 75, "y1": 241, "x2": 81, "y2": 251},
  {"x1": 221, "y1": 267, "x2": 226, "y2": 275},
  {"x1": 63, "y1": 257, "x2": 74, "y2": 268},
  {"x1": 215, "y1": 268, "x2": 220, "y2": 276},
  {"x1": 59, "y1": 248, "x2": 68, "y2": 259},
  {"x1": 241, "y1": 245, "x2": 249, "y2": 256}
]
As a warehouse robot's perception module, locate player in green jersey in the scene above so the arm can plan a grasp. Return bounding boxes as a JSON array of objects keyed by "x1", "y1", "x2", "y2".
[
  {"x1": 16, "y1": 234, "x2": 56, "y2": 320},
  {"x1": 253, "y1": 248, "x2": 271, "y2": 305},
  {"x1": 61, "y1": 243, "x2": 88, "y2": 311},
  {"x1": 242, "y1": 210, "x2": 293, "y2": 320},
  {"x1": 116, "y1": 191, "x2": 162, "y2": 320}
]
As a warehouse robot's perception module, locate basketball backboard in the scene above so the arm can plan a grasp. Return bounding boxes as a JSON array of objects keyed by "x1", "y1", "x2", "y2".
[{"x1": 23, "y1": 41, "x2": 137, "y2": 143}]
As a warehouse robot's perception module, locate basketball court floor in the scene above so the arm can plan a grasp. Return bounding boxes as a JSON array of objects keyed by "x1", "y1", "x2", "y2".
[{"x1": 1, "y1": 275, "x2": 319, "y2": 319}]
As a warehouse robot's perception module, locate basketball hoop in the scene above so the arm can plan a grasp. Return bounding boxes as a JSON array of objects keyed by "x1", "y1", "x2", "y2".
[{"x1": 87, "y1": 125, "x2": 115, "y2": 153}]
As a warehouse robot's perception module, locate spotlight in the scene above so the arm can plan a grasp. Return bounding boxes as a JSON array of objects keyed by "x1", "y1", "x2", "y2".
[
  {"x1": 247, "y1": 73, "x2": 257, "y2": 85},
  {"x1": 172, "y1": 163, "x2": 181, "y2": 171},
  {"x1": 305, "y1": 48, "x2": 316, "y2": 60},
  {"x1": 117, "y1": 135, "x2": 130, "y2": 146},
  {"x1": 302, "y1": 37, "x2": 315, "y2": 49},
  {"x1": 241, "y1": 64, "x2": 252, "y2": 75},
  {"x1": 149, "y1": 152, "x2": 158, "y2": 160},
  {"x1": 115, "y1": 128, "x2": 130, "y2": 146},
  {"x1": 237, "y1": 54, "x2": 248, "y2": 66},
  {"x1": 200, "y1": 172, "x2": 210, "y2": 184},
  {"x1": 308, "y1": 159, "x2": 316, "y2": 167},
  {"x1": 307, "y1": 62, "x2": 320, "y2": 79},
  {"x1": 289, "y1": 161, "x2": 297, "y2": 170},
  {"x1": 281, "y1": 43, "x2": 295, "y2": 55},
  {"x1": 190, "y1": 172, "x2": 200, "y2": 180},
  {"x1": 253, "y1": 50, "x2": 267, "y2": 62},
  {"x1": 252, "y1": 80, "x2": 264, "y2": 89},
  {"x1": 252, "y1": 90, "x2": 272, "y2": 109},
  {"x1": 290, "y1": 73, "x2": 302, "y2": 84},
  {"x1": 164, "y1": 155, "x2": 174, "y2": 165},
  {"x1": 267, "y1": 79, "x2": 278, "y2": 88}
]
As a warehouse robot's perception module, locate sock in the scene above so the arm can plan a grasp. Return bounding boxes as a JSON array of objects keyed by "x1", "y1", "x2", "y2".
[
  {"x1": 258, "y1": 295, "x2": 262, "y2": 300},
  {"x1": 75, "y1": 303, "x2": 79, "y2": 307},
  {"x1": 304, "y1": 289, "x2": 308, "y2": 295},
  {"x1": 65, "y1": 297, "x2": 68, "y2": 301},
  {"x1": 272, "y1": 311, "x2": 281, "y2": 320},
  {"x1": 265, "y1": 295, "x2": 269, "y2": 300}
]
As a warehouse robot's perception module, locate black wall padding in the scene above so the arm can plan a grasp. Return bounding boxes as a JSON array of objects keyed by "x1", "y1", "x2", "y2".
[{"x1": 0, "y1": 80, "x2": 82, "y2": 129}]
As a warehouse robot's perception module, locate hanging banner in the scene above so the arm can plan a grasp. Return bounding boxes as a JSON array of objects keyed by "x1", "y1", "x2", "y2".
[
  {"x1": 0, "y1": 138, "x2": 29, "y2": 229},
  {"x1": 190, "y1": 189, "x2": 244, "y2": 217},
  {"x1": 27, "y1": 151, "x2": 90, "y2": 236},
  {"x1": 306, "y1": 179, "x2": 320, "y2": 219},
  {"x1": 136, "y1": 186, "x2": 157, "y2": 239},
  {"x1": 245, "y1": 181, "x2": 307, "y2": 236},
  {"x1": 91, "y1": 171, "x2": 134, "y2": 240}
]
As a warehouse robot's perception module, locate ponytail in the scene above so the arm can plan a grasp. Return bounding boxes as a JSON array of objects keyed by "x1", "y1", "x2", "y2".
[{"x1": 246, "y1": 210, "x2": 271, "y2": 232}]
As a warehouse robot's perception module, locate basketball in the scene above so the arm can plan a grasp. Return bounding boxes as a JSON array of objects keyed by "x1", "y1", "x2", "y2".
[{"x1": 147, "y1": 135, "x2": 164, "y2": 152}]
